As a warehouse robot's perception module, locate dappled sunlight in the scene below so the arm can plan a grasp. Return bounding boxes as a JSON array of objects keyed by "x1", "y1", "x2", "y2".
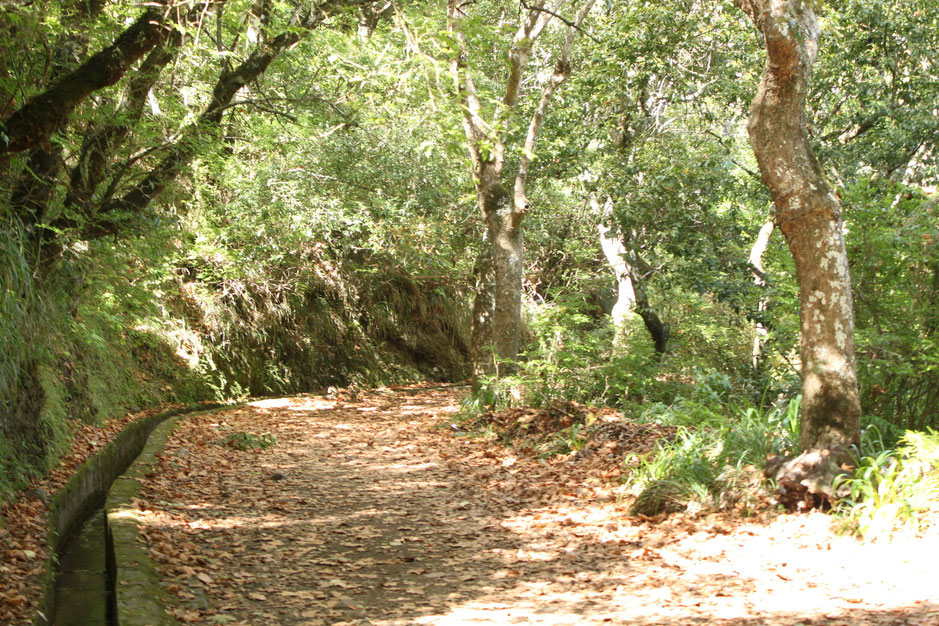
[
  {"x1": 128, "y1": 386, "x2": 939, "y2": 625},
  {"x1": 369, "y1": 462, "x2": 443, "y2": 474},
  {"x1": 248, "y1": 396, "x2": 337, "y2": 413},
  {"x1": 248, "y1": 398, "x2": 293, "y2": 409},
  {"x1": 250, "y1": 397, "x2": 338, "y2": 411},
  {"x1": 398, "y1": 403, "x2": 441, "y2": 415}
]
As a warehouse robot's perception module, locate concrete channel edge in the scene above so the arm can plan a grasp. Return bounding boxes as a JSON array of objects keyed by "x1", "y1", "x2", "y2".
[
  {"x1": 107, "y1": 416, "x2": 182, "y2": 626},
  {"x1": 36, "y1": 403, "x2": 230, "y2": 625}
]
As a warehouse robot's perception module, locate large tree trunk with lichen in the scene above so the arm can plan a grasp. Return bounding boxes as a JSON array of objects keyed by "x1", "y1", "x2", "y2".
[
  {"x1": 477, "y1": 180, "x2": 523, "y2": 375},
  {"x1": 448, "y1": 0, "x2": 593, "y2": 380},
  {"x1": 9, "y1": 0, "x2": 109, "y2": 259},
  {"x1": 738, "y1": 0, "x2": 861, "y2": 506}
]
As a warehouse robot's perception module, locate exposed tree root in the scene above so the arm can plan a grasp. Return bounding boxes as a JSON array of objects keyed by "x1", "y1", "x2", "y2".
[{"x1": 766, "y1": 448, "x2": 853, "y2": 511}]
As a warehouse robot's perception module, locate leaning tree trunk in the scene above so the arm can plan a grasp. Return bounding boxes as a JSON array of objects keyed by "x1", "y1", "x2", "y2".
[
  {"x1": 0, "y1": 3, "x2": 173, "y2": 156},
  {"x1": 86, "y1": 15, "x2": 318, "y2": 237},
  {"x1": 748, "y1": 212, "x2": 775, "y2": 369},
  {"x1": 738, "y1": 0, "x2": 862, "y2": 507},
  {"x1": 631, "y1": 272, "x2": 669, "y2": 355},
  {"x1": 594, "y1": 195, "x2": 637, "y2": 351},
  {"x1": 592, "y1": 194, "x2": 669, "y2": 355},
  {"x1": 65, "y1": 34, "x2": 182, "y2": 216}
]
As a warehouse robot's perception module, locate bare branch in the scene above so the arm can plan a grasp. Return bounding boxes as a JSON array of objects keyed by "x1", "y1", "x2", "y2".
[
  {"x1": 518, "y1": 0, "x2": 600, "y2": 44},
  {"x1": 513, "y1": 0, "x2": 597, "y2": 225}
]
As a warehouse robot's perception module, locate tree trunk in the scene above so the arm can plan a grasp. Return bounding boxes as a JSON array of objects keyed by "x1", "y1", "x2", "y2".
[
  {"x1": 357, "y1": 2, "x2": 389, "y2": 41},
  {"x1": 592, "y1": 194, "x2": 668, "y2": 354},
  {"x1": 448, "y1": 0, "x2": 593, "y2": 378},
  {"x1": 594, "y1": 194, "x2": 636, "y2": 350},
  {"x1": 64, "y1": 35, "x2": 182, "y2": 216},
  {"x1": 736, "y1": 0, "x2": 861, "y2": 457},
  {"x1": 469, "y1": 240, "x2": 495, "y2": 381},
  {"x1": 87, "y1": 18, "x2": 315, "y2": 235},
  {"x1": 633, "y1": 285, "x2": 669, "y2": 355},
  {"x1": 10, "y1": 147, "x2": 61, "y2": 231},
  {"x1": 9, "y1": 0, "x2": 110, "y2": 261},
  {"x1": 0, "y1": 3, "x2": 174, "y2": 156},
  {"x1": 748, "y1": 213, "x2": 774, "y2": 369},
  {"x1": 480, "y1": 181, "x2": 523, "y2": 374},
  {"x1": 598, "y1": 223, "x2": 637, "y2": 341}
]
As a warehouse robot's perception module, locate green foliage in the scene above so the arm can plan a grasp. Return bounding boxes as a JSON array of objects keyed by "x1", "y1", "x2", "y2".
[
  {"x1": 835, "y1": 430, "x2": 939, "y2": 540},
  {"x1": 626, "y1": 397, "x2": 802, "y2": 516},
  {"x1": 462, "y1": 284, "x2": 792, "y2": 428},
  {"x1": 0, "y1": 224, "x2": 70, "y2": 501},
  {"x1": 459, "y1": 299, "x2": 668, "y2": 418},
  {"x1": 221, "y1": 431, "x2": 277, "y2": 452},
  {"x1": 0, "y1": 217, "x2": 32, "y2": 401},
  {"x1": 545, "y1": 422, "x2": 590, "y2": 456},
  {"x1": 846, "y1": 180, "x2": 939, "y2": 431},
  {"x1": 1, "y1": 0, "x2": 937, "y2": 523},
  {"x1": 813, "y1": 0, "x2": 939, "y2": 185},
  {"x1": 458, "y1": 283, "x2": 802, "y2": 515},
  {"x1": 0, "y1": 232, "x2": 185, "y2": 503}
]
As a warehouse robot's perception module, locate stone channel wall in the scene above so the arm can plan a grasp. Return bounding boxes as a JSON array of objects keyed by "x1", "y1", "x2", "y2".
[{"x1": 39, "y1": 404, "x2": 228, "y2": 625}]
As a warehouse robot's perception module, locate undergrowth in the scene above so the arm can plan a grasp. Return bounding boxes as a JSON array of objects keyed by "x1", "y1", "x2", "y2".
[
  {"x1": 835, "y1": 429, "x2": 939, "y2": 540},
  {"x1": 624, "y1": 396, "x2": 801, "y2": 516},
  {"x1": 456, "y1": 296, "x2": 807, "y2": 516},
  {"x1": 461, "y1": 351, "x2": 803, "y2": 516},
  {"x1": 1, "y1": 212, "x2": 469, "y2": 506}
]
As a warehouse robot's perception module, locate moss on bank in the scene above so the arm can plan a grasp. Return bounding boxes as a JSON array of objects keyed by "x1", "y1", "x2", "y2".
[{"x1": 0, "y1": 241, "x2": 469, "y2": 506}]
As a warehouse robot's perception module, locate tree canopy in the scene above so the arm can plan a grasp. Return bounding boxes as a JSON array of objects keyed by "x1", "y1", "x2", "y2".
[{"x1": 1, "y1": 0, "x2": 937, "y2": 512}]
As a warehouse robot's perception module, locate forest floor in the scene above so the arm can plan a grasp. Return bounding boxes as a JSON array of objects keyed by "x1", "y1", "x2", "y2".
[
  {"x1": 129, "y1": 384, "x2": 939, "y2": 625},
  {"x1": 3, "y1": 385, "x2": 939, "y2": 625}
]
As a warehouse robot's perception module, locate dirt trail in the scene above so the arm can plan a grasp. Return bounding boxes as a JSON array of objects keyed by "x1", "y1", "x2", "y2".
[{"x1": 135, "y1": 386, "x2": 939, "y2": 625}]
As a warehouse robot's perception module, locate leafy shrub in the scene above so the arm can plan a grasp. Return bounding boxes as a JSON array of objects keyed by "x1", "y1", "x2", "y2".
[
  {"x1": 835, "y1": 429, "x2": 939, "y2": 540},
  {"x1": 846, "y1": 180, "x2": 939, "y2": 432},
  {"x1": 858, "y1": 413, "x2": 906, "y2": 456},
  {"x1": 458, "y1": 297, "x2": 690, "y2": 423},
  {"x1": 626, "y1": 428, "x2": 720, "y2": 515},
  {"x1": 626, "y1": 397, "x2": 801, "y2": 516}
]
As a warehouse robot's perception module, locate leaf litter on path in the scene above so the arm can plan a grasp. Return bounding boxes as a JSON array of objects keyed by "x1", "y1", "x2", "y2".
[
  {"x1": 132, "y1": 386, "x2": 939, "y2": 625},
  {"x1": 0, "y1": 402, "x2": 202, "y2": 625}
]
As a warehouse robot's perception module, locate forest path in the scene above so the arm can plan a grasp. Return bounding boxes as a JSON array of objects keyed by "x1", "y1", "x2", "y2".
[{"x1": 136, "y1": 385, "x2": 939, "y2": 625}]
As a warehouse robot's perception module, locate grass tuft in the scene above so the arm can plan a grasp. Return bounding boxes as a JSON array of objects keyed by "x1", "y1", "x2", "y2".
[
  {"x1": 624, "y1": 397, "x2": 801, "y2": 516},
  {"x1": 835, "y1": 429, "x2": 939, "y2": 540}
]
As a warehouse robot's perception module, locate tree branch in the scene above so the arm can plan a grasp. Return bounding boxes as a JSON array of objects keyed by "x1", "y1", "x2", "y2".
[
  {"x1": 513, "y1": 0, "x2": 596, "y2": 227},
  {"x1": 518, "y1": 0, "x2": 600, "y2": 44},
  {"x1": 0, "y1": 1, "x2": 176, "y2": 155}
]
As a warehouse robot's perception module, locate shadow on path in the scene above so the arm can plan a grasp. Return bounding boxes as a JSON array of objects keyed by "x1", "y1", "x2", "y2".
[{"x1": 134, "y1": 387, "x2": 939, "y2": 625}]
